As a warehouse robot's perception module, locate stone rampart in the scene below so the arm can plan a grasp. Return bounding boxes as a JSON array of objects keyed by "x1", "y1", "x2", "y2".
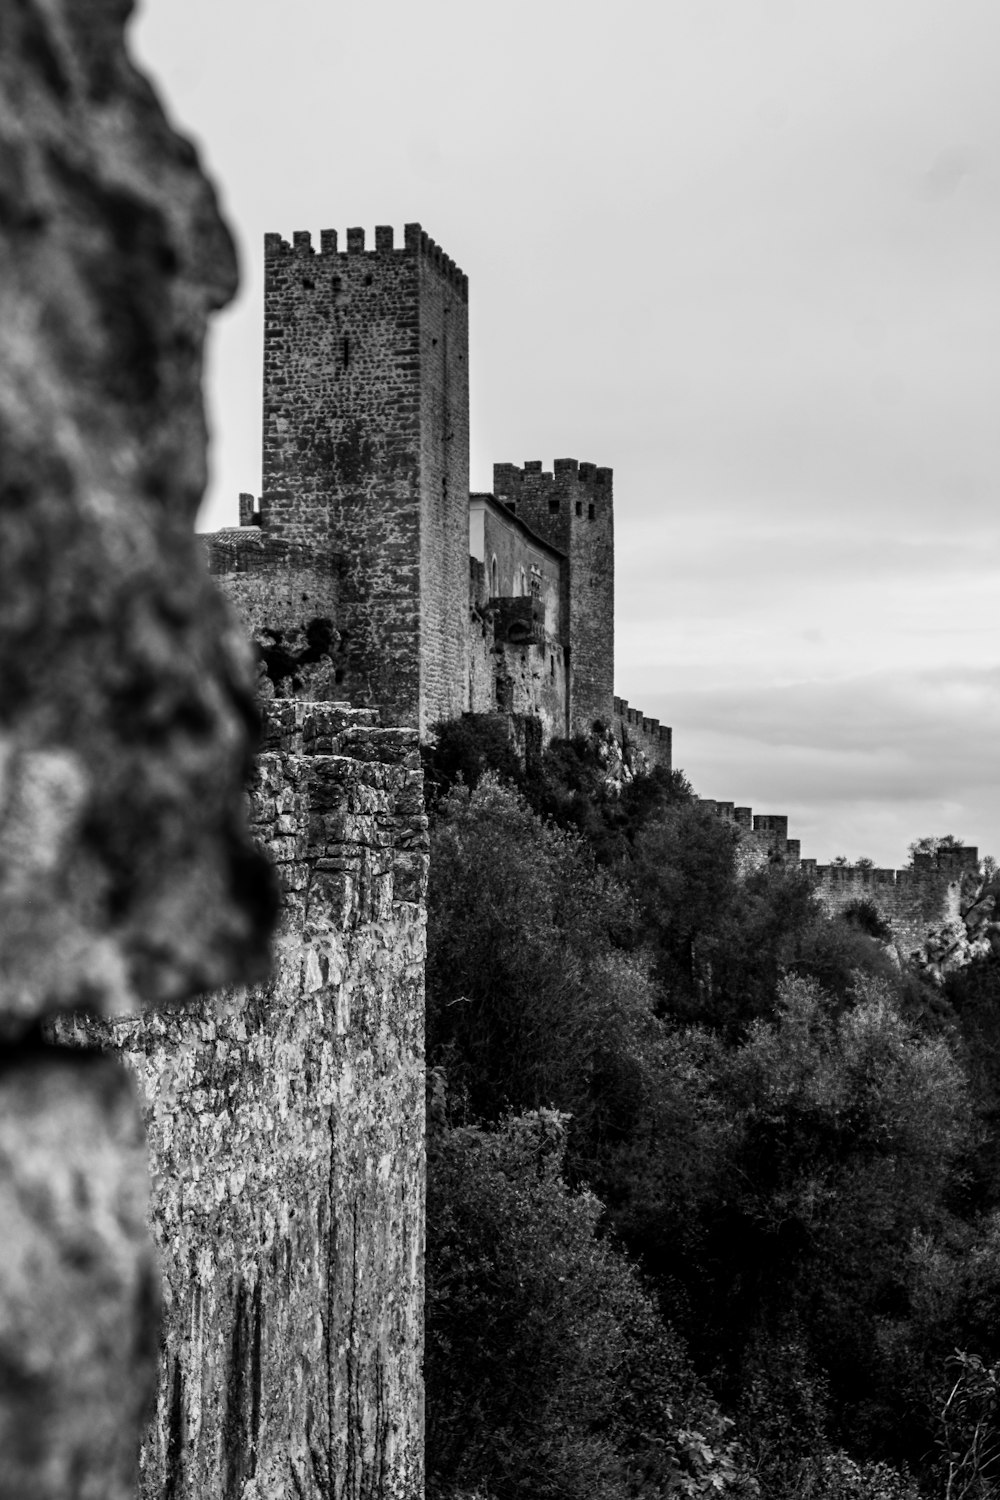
[
  {"x1": 613, "y1": 697, "x2": 672, "y2": 772},
  {"x1": 803, "y1": 849, "x2": 979, "y2": 956},
  {"x1": 70, "y1": 701, "x2": 428, "y2": 1498}
]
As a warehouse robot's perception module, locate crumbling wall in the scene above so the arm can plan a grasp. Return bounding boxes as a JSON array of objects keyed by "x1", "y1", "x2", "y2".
[
  {"x1": 70, "y1": 703, "x2": 428, "y2": 1500},
  {"x1": 805, "y1": 850, "x2": 980, "y2": 957},
  {"x1": 0, "y1": 2, "x2": 276, "y2": 1495},
  {"x1": 203, "y1": 527, "x2": 347, "y2": 700}
]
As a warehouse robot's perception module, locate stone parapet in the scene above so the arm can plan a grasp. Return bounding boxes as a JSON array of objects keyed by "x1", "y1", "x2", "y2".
[{"x1": 612, "y1": 697, "x2": 672, "y2": 771}]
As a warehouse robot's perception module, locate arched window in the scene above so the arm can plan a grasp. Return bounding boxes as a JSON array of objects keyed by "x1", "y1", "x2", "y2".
[
  {"x1": 520, "y1": 567, "x2": 527, "y2": 596},
  {"x1": 490, "y1": 555, "x2": 498, "y2": 597}
]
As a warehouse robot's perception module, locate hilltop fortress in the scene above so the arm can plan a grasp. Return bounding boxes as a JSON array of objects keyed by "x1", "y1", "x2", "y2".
[
  {"x1": 202, "y1": 221, "x2": 982, "y2": 963},
  {"x1": 203, "y1": 222, "x2": 670, "y2": 769}
]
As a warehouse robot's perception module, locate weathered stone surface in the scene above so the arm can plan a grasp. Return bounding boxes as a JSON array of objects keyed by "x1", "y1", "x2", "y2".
[
  {"x1": 0, "y1": 1048, "x2": 159, "y2": 1500},
  {"x1": 71, "y1": 704, "x2": 428, "y2": 1499},
  {"x1": 0, "y1": 3, "x2": 279, "y2": 1496},
  {"x1": 0, "y1": 0, "x2": 277, "y2": 1032}
]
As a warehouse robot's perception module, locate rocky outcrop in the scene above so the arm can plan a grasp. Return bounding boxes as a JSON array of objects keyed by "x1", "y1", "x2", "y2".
[{"x1": 0, "y1": 3, "x2": 276, "y2": 1494}]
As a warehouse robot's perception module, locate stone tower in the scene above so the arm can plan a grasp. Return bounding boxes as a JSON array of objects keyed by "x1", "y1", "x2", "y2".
[
  {"x1": 261, "y1": 223, "x2": 470, "y2": 735},
  {"x1": 492, "y1": 459, "x2": 615, "y2": 737}
]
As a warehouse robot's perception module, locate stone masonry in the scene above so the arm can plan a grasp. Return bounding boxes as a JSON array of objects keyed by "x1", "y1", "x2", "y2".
[
  {"x1": 259, "y1": 226, "x2": 469, "y2": 737},
  {"x1": 67, "y1": 703, "x2": 427, "y2": 1500},
  {"x1": 206, "y1": 227, "x2": 673, "y2": 773},
  {"x1": 493, "y1": 459, "x2": 615, "y2": 740}
]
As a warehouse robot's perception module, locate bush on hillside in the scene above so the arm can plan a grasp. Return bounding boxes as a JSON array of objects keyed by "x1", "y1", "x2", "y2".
[{"x1": 426, "y1": 1107, "x2": 750, "y2": 1500}]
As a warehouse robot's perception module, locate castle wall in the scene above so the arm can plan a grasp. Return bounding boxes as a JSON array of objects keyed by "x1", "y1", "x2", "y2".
[
  {"x1": 493, "y1": 460, "x2": 615, "y2": 736},
  {"x1": 202, "y1": 525, "x2": 347, "y2": 698},
  {"x1": 804, "y1": 850, "x2": 979, "y2": 956},
  {"x1": 612, "y1": 697, "x2": 673, "y2": 771},
  {"x1": 70, "y1": 702, "x2": 427, "y2": 1499},
  {"x1": 260, "y1": 225, "x2": 469, "y2": 734}
]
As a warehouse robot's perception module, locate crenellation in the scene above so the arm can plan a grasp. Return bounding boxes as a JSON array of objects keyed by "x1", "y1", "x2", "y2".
[{"x1": 211, "y1": 225, "x2": 674, "y2": 799}]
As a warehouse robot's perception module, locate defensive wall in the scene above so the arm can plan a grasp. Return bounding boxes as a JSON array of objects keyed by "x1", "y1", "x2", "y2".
[
  {"x1": 699, "y1": 799, "x2": 801, "y2": 861},
  {"x1": 701, "y1": 796, "x2": 980, "y2": 956},
  {"x1": 613, "y1": 696, "x2": 673, "y2": 774},
  {"x1": 802, "y1": 847, "x2": 980, "y2": 957},
  {"x1": 69, "y1": 701, "x2": 428, "y2": 1498}
]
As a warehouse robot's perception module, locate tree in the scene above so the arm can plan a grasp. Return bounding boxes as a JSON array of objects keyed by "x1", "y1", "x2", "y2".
[
  {"x1": 701, "y1": 975, "x2": 972, "y2": 1455},
  {"x1": 426, "y1": 1108, "x2": 749, "y2": 1500},
  {"x1": 426, "y1": 775, "x2": 664, "y2": 1166},
  {"x1": 908, "y1": 835, "x2": 967, "y2": 863}
]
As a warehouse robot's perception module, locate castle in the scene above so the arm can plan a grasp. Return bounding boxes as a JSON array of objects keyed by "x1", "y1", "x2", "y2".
[
  {"x1": 201, "y1": 221, "x2": 983, "y2": 957},
  {"x1": 202, "y1": 222, "x2": 671, "y2": 770}
]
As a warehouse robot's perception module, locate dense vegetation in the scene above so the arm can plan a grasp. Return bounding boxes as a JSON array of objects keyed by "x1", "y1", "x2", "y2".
[{"x1": 422, "y1": 721, "x2": 1000, "y2": 1500}]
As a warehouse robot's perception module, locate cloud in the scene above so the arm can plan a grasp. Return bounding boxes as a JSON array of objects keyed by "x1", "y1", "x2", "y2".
[{"x1": 630, "y1": 666, "x2": 1000, "y2": 863}]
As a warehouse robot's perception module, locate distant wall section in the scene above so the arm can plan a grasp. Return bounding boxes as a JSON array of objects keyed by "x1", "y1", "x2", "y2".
[
  {"x1": 803, "y1": 848, "x2": 980, "y2": 955},
  {"x1": 613, "y1": 697, "x2": 672, "y2": 772}
]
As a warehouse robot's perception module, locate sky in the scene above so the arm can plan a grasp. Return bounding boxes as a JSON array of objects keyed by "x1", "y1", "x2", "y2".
[{"x1": 131, "y1": 0, "x2": 1000, "y2": 867}]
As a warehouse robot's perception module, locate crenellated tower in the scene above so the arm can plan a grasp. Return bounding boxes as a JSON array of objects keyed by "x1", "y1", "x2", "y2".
[
  {"x1": 260, "y1": 223, "x2": 469, "y2": 735},
  {"x1": 492, "y1": 458, "x2": 615, "y2": 737}
]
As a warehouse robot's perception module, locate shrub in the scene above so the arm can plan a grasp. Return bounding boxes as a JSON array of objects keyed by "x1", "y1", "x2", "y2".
[{"x1": 427, "y1": 1108, "x2": 750, "y2": 1500}]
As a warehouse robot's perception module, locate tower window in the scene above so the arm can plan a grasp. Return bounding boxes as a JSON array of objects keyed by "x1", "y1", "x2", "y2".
[
  {"x1": 550, "y1": 654, "x2": 555, "y2": 678},
  {"x1": 588, "y1": 503, "x2": 595, "y2": 520},
  {"x1": 549, "y1": 498, "x2": 559, "y2": 514},
  {"x1": 575, "y1": 501, "x2": 582, "y2": 517}
]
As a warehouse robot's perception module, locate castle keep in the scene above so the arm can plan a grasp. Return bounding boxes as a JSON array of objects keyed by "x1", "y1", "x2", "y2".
[{"x1": 203, "y1": 223, "x2": 671, "y2": 766}]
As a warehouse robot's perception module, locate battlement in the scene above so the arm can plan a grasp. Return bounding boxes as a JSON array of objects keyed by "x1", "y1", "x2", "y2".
[
  {"x1": 809, "y1": 848, "x2": 979, "y2": 886},
  {"x1": 803, "y1": 851, "x2": 981, "y2": 957},
  {"x1": 494, "y1": 459, "x2": 613, "y2": 517},
  {"x1": 612, "y1": 696, "x2": 672, "y2": 771},
  {"x1": 612, "y1": 695, "x2": 672, "y2": 748},
  {"x1": 700, "y1": 798, "x2": 795, "y2": 858},
  {"x1": 263, "y1": 222, "x2": 469, "y2": 300}
]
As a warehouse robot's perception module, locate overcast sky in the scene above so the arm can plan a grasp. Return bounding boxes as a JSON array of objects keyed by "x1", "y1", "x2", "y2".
[{"x1": 133, "y1": 0, "x2": 1000, "y2": 867}]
